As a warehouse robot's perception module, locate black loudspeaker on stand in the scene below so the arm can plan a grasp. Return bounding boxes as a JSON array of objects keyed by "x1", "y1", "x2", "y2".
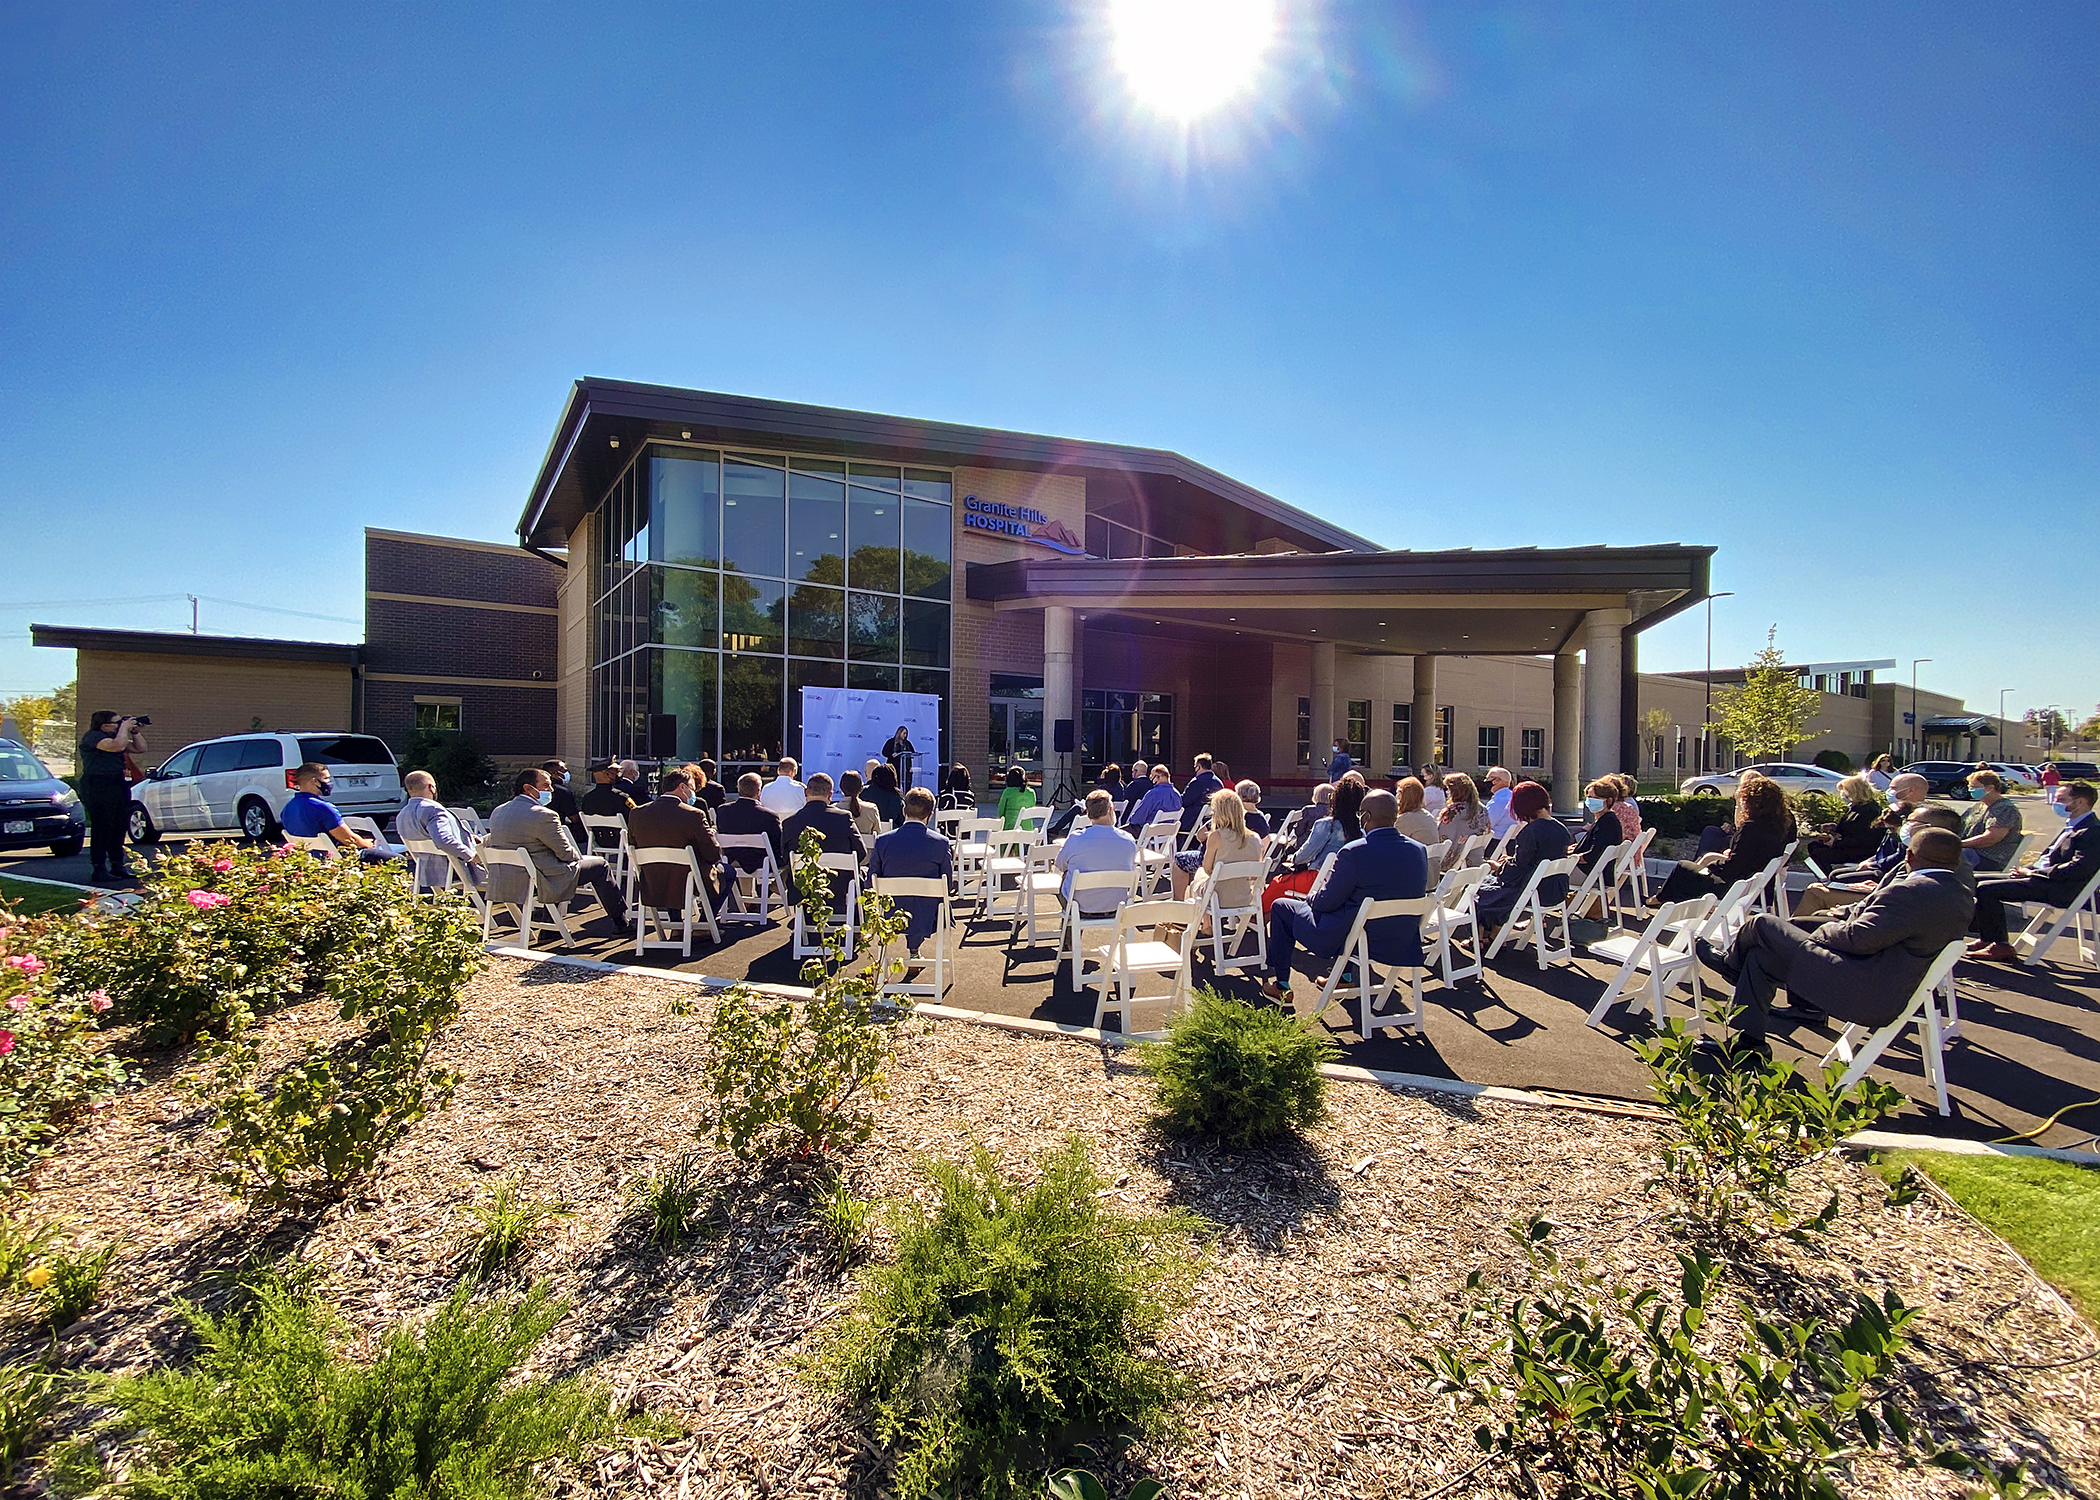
[
  {"x1": 1047, "y1": 718, "x2": 1078, "y2": 805},
  {"x1": 647, "y1": 714, "x2": 678, "y2": 759}
]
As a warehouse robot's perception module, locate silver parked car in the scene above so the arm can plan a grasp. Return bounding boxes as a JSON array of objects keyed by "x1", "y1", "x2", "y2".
[{"x1": 1679, "y1": 761, "x2": 1849, "y2": 797}]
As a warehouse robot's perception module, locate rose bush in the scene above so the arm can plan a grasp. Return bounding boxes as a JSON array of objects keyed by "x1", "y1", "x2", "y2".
[{"x1": 0, "y1": 911, "x2": 129, "y2": 1191}]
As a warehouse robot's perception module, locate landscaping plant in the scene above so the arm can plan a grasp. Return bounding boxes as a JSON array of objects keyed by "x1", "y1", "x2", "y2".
[
  {"x1": 700, "y1": 829, "x2": 914, "y2": 1161},
  {"x1": 460, "y1": 1175, "x2": 570, "y2": 1279},
  {"x1": 813, "y1": 1136, "x2": 1205, "y2": 1500},
  {"x1": 622, "y1": 1151, "x2": 710, "y2": 1247},
  {"x1": 99, "y1": 1272, "x2": 617, "y2": 1500},
  {"x1": 1413, "y1": 1216, "x2": 1936, "y2": 1499},
  {"x1": 0, "y1": 904, "x2": 130, "y2": 1191},
  {"x1": 1637, "y1": 1019, "x2": 1903, "y2": 1242},
  {"x1": 1142, "y1": 987, "x2": 1337, "y2": 1146},
  {"x1": 0, "y1": 1361, "x2": 62, "y2": 1487}
]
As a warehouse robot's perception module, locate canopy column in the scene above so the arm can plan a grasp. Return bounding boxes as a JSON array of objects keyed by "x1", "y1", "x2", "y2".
[
  {"x1": 1045, "y1": 605, "x2": 1075, "y2": 800},
  {"x1": 1311, "y1": 641, "x2": 1336, "y2": 771},
  {"x1": 1552, "y1": 651, "x2": 1581, "y2": 811},
  {"x1": 1411, "y1": 654, "x2": 1437, "y2": 770},
  {"x1": 1581, "y1": 608, "x2": 1631, "y2": 786}
]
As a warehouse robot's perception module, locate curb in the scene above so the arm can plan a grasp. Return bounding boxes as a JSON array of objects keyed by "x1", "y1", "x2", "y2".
[{"x1": 0, "y1": 871, "x2": 100, "y2": 894}]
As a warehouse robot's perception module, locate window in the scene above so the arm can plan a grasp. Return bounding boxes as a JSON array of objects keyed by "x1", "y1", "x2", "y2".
[
  {"x1": 1477, "y1": 725, "x2": 1503, "y2": 767},
  {"x1": 197, "y1": 741, "x2": 246, "y2": 776},
  {"x1": 157, "y1": 746, "x2": 203, "y2": 780},
  {"x1": 296, "y1": 736, "x2": 396, "y2": 767},
  {"x1": 1436, "y1": 707, "x2": 1453, "y2": 765},
  {"x1": 236, "y1": 738, "x2": 283, "y2": 769},
  {"x1": 1080, "y1": 688, "x2": 1173, "y2": 780},
  {"x1": 1391, "y1": 703, "x2": 1411, "y2": 768},
  {"x1": 1677, "y1": 732, "x2": 1687, "y2": 769},
  {"x1": 1345, "y1": 700, "x2": 1370, "y2": 767},
  {"x1": 413, "y1": 700, "x2": 462, "y2": 731},
  {"x1": 1521, "y1": 727, "x2": 1544, "y2": 769},
  {"x1": 1651, "y1": 735, "x2": 1665, "y2": 769},
  {"x1": 1296, "y1": 697, "x2": 1311, "y2": 766}
]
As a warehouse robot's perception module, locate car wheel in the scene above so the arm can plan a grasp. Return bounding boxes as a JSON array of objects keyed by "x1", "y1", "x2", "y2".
[
  {"x1": 1689, "y1": 784, "x2": 1719, "y2": 796},
  {"x1": 238, "y1": 798, "x2": 277, "y2": 842},
  {"x1": 129, "y1": 804, "x2": 160, "y2": 844},
  {"x1": 50, "y1": 834, "x2": 82, "y2": 857}
]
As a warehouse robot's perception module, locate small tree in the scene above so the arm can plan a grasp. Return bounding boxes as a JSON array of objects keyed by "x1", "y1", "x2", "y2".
[
  {"x1": 1, "y1": 694, "x2": 55, "y2": 751},
  {"x1": 2026, "y1": 707, "x2": 2071, "y2": 756},
  {"x1": 1705, "y1": 630, "x2": 1821, "y2": 762}
]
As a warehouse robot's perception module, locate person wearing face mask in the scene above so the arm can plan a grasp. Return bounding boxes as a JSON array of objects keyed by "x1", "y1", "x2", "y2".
[
  {"x1": 626, "y1": 765, "x2": 727, "y2": 917},
  {"x1": 280, "y1": 763, "x2": 404, "y2": 864},
  {"x1": 1958, "y1": 769, "x2": 2024, "y2": 873},
  {"x1": 1791, "y1": 804, "x2": 1965, "y2": 919},
  {"x1": 540, "y1": 759, "x2": 587, "y2": 846},
  {"x1": 486, "y1": 767, "x2": 629, "y2": 930},
  {"x1": 1571, "y1": 778, "x2": 1627, "y2": 877}
]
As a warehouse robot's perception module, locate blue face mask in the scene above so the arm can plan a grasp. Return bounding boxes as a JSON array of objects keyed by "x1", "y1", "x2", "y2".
[
  {"x1": 535, "y1": 788, "x2": 554, "y2": 806},
  {"x1": 1971, "y1": 787, "x2": 1989, "y2": 800},
  {"x1": 1898, "y1": 824, "x2": 1914, "y2": 846},
  {"x1": 1584, "y1": 796, "x2": 1605, "y2": 813}
]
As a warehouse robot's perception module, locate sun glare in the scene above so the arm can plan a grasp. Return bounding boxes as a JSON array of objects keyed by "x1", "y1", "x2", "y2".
[{"x1": 1109, "y1": 0, "x2": 1277, "y2": 121}]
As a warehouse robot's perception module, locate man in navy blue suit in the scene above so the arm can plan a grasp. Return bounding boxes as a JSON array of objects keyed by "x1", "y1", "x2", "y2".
[
  {"x1": 869, "y1": 787, "x2": 955, "y2": 955},
  {"x1": 1261, "y1": 789, "x2": 1428, "y2": 1003},
  {"x1": 1178, "y1": 753, "x2": 1223, "y2": 834},
  {"x1": 1967, "y1": 779, "x2": 2100, "y2": 961}
]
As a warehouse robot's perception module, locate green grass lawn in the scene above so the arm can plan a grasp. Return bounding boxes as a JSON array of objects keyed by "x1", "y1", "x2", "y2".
[
  {"x1": 1884, "y1": 1150, "x2": 2100, "y2": 1327},
  {"x1": 0, "y1": 873, "x2": 92, "y2": 917}
]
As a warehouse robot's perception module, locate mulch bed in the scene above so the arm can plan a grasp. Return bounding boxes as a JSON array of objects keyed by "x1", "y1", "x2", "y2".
[{"x1": 8, "y1": 956, "x2": 2097, "y2": 1499}]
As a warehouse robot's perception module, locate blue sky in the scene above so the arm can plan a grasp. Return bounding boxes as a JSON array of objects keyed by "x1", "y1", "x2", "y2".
[{"x1": 2, "y1": 2, "x2": 2093, "y2": 729}]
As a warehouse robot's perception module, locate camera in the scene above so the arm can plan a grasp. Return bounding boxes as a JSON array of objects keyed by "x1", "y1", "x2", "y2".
[{"x1": 130, "y1": 715, "x2": 152, "y2": 726}]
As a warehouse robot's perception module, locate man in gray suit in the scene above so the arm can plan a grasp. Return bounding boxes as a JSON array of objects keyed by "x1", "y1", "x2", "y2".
[
  {"x1": 485, "y1": 767, "x2": 629, "y2": 929},
  {"x1": 395, "y1": 770, "x2": 483, "y2": 892},
  {"x1": 1704, "y1": 826, "x2": 1974, "y2": 1043}
]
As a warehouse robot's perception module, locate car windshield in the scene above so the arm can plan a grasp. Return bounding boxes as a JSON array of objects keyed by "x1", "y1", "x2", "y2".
[{"x1": 0, "y1": 747, "x2": 52, "y2": 781}]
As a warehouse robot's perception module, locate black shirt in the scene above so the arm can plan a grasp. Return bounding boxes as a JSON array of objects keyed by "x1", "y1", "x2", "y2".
[
  {"x1": 78, "y1": 730, "x2": 127, "y2": 779},
  {"x1": 580, "y1": 783, "x2": 636, "y2": 818},
  {"x1": 697, "y1": 780, "x2": 727, "y2": 811}
]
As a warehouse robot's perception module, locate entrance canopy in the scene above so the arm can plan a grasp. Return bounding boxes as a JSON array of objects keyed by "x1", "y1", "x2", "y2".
[{"x1": 965, "y1": 544, "x2": 1713, "y2": 656}]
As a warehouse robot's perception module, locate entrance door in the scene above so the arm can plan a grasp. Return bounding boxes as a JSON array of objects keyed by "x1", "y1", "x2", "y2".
[{"x1": 988, "y1": 698, "x2": 1043, "y2": 777}]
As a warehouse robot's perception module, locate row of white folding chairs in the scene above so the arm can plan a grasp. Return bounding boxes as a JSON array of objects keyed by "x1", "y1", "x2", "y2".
[{"x1": 2010, "y1": 861, "x2": 2100, "y2": 970}]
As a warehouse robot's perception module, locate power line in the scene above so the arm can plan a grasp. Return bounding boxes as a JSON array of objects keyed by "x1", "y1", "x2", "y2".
[{"x1": 0, "y1": 594, "x2": 358, "y2": 627}]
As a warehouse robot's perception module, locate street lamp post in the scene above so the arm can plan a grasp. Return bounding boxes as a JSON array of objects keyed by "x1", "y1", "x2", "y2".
[
  {"x1": 1999, "y1": 687, "x2": 2014, "y2": 764},
  {"x1": 1702, "y1": 591, "x2": 1735, "y2": 773},
  {"x1": 1910, "y1": 658, "x2": 1931, "y2": 763}
]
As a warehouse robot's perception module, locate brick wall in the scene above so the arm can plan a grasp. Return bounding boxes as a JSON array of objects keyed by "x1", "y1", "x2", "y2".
[{"x1": 76, "y1": 651, "x2": 353, "y2": 761}]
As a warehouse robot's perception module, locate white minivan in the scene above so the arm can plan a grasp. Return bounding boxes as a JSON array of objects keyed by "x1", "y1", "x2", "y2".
[{"x1": 128, "y1": 732, "x2": 404, "y2": 844}]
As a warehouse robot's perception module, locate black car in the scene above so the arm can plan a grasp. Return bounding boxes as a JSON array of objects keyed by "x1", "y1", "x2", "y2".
[
  {"x1": 1899, "y1": 761, "x2": 1979, "y2": 797},
  {"x1": 2051, "y1": 761, "x2": 2099, "y2": 781},
  {"x1": 0, "y1": 738, "x2": 86, "y2": 856}
]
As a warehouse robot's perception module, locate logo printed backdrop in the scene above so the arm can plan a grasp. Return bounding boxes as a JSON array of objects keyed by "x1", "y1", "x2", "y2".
[{"x1": 798, "y1": 688, "x2": 941, "y2": 792}]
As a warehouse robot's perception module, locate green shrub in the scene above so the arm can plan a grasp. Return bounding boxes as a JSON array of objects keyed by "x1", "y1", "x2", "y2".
[
  {"x1": 100, "y1": 1273, "x2": 617, "y2": 1500},
  {"x1": 700, "y1": 829, "x2": 914, "y2": 1162},
  {"x1": 1142, "y1": 988, "x2": 1337, "y2": 1146},
  {"x1": 460, "y1": 1176, "x2": 570, "y2": 1279},
  {"x1": 1638, "y1": 1020, "x2": 1904, "y2": 1242},
  {"x1": 1630, "y1": 793, "x2": 1735, "y2": 840},
  {"x1": 398, "y1": 728, "x2": 499, "y2": 806},
  {"x1": 1413, "y1": 1217, "x2": 1936, "y2": 1497},
  {"x1": 1788, "y1": 789, "x2": 1851, "y2": 831},
  {"x1": 0, "y1": 906, "x2": 131, "y2": 1190},
  {"x1": 2, "y1": 1214, "x2": 117, "y2": 1332},
  {"x1": 0, "y1": 1361, "x2": 62, "y2": 1487},
  {"x1": 1812, "y1": 748, "x2": 1854, "y2": 772},
  {"x1": 812, "y1": 1137, "x2": 1205, "y2": 1499},
  {"x1": 817, "y1": 1173, "x2": 874, "y2": 1265},
  {"x1": 623, "y1": 1152, "x2": 710, "y2": 1247}
]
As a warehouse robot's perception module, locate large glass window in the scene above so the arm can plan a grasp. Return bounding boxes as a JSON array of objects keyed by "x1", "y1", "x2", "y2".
[
  {"x1": 1522, "y1": 727, "x2": 1545, "y2": 769},
  {"x1": 650, "y1": 453, "x2": 719, "y2": 568},
  {"x1": 1391, "y1": 703, "x2": 1411, "y2": 768},
  {"x1": 723, "y1": 455, "x2": 786, "y2": 580},
  {"x1": 652, "y1": 567, "x2": 717, "y2": 650},
  {"x1": 1477, "y1": 725, "x2": 1504, "y2": 768},
  {"x1": 722, "y1": 574, "x2": 785, "y2": 654},
  {"x1": 788, "y1": 462, "x2": 846, "y2": 585},
  {"x1": 722, "y1": 654, "x2": 783, "y2": 764},
  {"x1": 651, "y1": 649, "x2": 717, "y2": 763},
  {"x1": 848, "y1": 591, "x2": 899, "y2": 661},
  {"x1": 788, "y1": 583, "x2": 845, "y2": 658},
  {"x1": 848, "y1": 485, "x2": 900, "y2": 591},
  {"x1": 901, "y1": 599, "x2": 949, "y2": 668},
  {"x1": 902, "y1": 497, "x2": 951, "y2": 600},
  {"x1": 1346, "y1": 700, "x2": 1370, "y2": 768}
]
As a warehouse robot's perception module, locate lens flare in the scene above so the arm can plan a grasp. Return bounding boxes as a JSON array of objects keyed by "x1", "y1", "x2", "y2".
[{"x1": 1109, "y1": 0, "x2": 1277, "y2": 120}]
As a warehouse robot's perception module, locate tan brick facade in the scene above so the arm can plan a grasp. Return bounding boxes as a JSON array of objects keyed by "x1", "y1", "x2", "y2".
[
  {"x1": 75, "y1": 652, "x2": 353, "y2": 762},
  {"x1": 555, "y1": 510, "x2": 594, "y2": 764}
]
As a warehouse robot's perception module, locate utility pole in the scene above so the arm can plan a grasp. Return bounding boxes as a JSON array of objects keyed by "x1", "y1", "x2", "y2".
[
  {"x1": 1910, "y1": 658, "x2": 1931, "y2": 762},
  {"x1": 1999, "y1": 687, "x2": 2014, "y2": 764},
  {"x1": 1701, "y1": 590, "x2": 1734, "y2": 772},
  {"x1": 187, "y1": 595, "x2": 199, "y2": 634}
]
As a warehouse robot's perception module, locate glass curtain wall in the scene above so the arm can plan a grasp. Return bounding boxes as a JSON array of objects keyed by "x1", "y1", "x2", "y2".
[{"x1": 592, "y1": 446, "x2": 952, "y2": 774}]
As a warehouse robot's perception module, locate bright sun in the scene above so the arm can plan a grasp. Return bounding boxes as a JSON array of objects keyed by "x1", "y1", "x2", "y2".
[{"x1": 1108, "y1": 0, "x2": 1277, "y2": 121}]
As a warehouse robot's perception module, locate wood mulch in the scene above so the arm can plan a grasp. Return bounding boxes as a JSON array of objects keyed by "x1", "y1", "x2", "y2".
[{"x1": 7, "y1": 956, "x2": 2097, "y2": 1499}]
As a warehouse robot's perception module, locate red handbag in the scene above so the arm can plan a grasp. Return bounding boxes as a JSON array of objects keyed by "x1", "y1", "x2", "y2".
[{"x1": 1261, "y1": 866, "x2": 1318, "y2": 916}]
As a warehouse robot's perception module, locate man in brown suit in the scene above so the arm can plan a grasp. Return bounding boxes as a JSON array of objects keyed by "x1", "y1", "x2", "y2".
[{"x1": 626, "y1": 766, "x2": 725, "y2": 916}]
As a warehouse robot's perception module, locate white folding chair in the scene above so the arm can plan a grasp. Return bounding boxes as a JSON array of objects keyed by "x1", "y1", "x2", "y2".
[
  {"x1": 447, "y1": 806, "x2": 489, "y2": 840},
  {"x1": 1663, "y1": 870, "x2": 1764, "y2": 951},
  {"x1": 933, "y1": 809, "x2": 967, "y2": 841},
  {"x1": 1424, "y1": 863, "x2": 1490, "y2": 984},
  {"x1": 480, "y1": 844, "x2": 576, "y2": 948},
  {"x1": 1177, "y1": 805, "x2": 1212, "y2": 854},
  {"x1": 1821, "y1": 940, "x2": 1968, "y2": 1116},
  {"x1": 1134, "y1": 814, "x2": 1180, "y2": 897},
  {"x1": 1486, "y1": 826, "x2": 1518, "y2": 862},
  {"x1": 1415, "y1": 839, "x2": 1448, "y2": 874},
  {"x1": 1735, "y1": 851, "x2": 1794, "y2": 924},
  {"x1": 2011, "y1": 863, "x2": 2100, "y2": 969},
  {"x1": 283, "y1": 831, "x2": 339, "y2": 860},
  {"x1": 630, "y1": 846, "x2": 723, "y2": 957},
  {"x1": 1197, "y1": 859, "x2": 1269, "y2": 973},
  {"x1": 1060, "y1": 868, "x2": 1137, "y2": 987},
  {"x1": 792, "y1": 850, "x2": 861, "y2": 961},
  {"x1": 872, "y1": 876, "x2": 953, "y2": 1001},
  {"x1": 1310, "y1": 895, "x2": 1439, "y2": 1041},
  {"x1": 983, "y1": 824, "x2": 1042, "y2": 921},
  {"x1": 1453, "y1": 831, "x2": 1492, "y2": 867},
  {"x1": 1607, "y1": 826, "x2": 1658, "y2": 914},
  {"x1": 1563, "y1": 850, "x2": 1619, "y2": 929},
  {"x1": 716, "y1": 834, "x2": 784, "y2": 925},
  {"x1": 950, "y1": 816, "x2": 1002, "y2": 907},
  {"x1": 340, "y1": 815, "x2": 401, "y2": 854},
  {"x1": 1085, "y1": 898, "x2": 1198, "y2": 1032},
  {"x1": 1485, "y1": 854, "x2": 1581, "y2": 969},
  {"x1": 401, "y1": 835, "x2": 485, "y2": 916},
  {"x1": 580, "y1": 814, "x2": 635, "y2": 897},
  {"x1": 1016, "y1": 804, "x2": 1053, "y2": 836},
  {"x1": 1007, "y1": 842, "x2": 1066, "y2": 948},
  {"x1": 1584, "y1": 895, "x2": 1719, "y2": 1031}
]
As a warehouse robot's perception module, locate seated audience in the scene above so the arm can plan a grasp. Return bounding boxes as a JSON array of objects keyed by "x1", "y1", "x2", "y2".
[
  {"x1": 1700, "y1": 827, "x2": 1974, "y2": 1039},
  {"x1": 1392, "y1": 776, "x2": 1440, "y2": 846},
  {"x1": 485, "y1": 767, "x2": 628, "y2": 926},
  {"x1": 1651, "y1": 776, "x2": 1794, "y2": 907},
  {"x1": 1176, "y1": 786, "x2": 1263, "y2": 904},
  {"x1": 694, "y1": 758, "x2": 727, "y2": 811},
  {"x1": 1261, "y1": 790, "x2": 1426, "y2": 1003},
  {"x1": 1177, "y1": 754, "x2": 1223, "y2": 835},
  {"x1": 1435, "y1": 771, "x2": 1492, "y2": 867},
  {"x1": 1116, "y1": 760, "x2": 1149, "y2": 818},
  {"x1": 1055, "y1": 789, "x2": 1139, "y2": 915},
  {"x1": 1473, "y1": 781, "x2": 1572, "y2": 940},
  {"x1": 1865, "y1": 753, "x2": 1896, "y2": 793},
  {"x1": 396, "y1": 770, "x2": 482, "y2": 889},
  {"x1": 758, "y1": 756, "x2": 806, "y2": 818},
  {"x1": 1236, "y1": 780, "x2": 1270, "y2": 838},
  {"x1": 1282, "y1": 783, "x2": 1332, "y2": 853},
  {"x1": 1573, "y1": 778, "x2": 1627, "y2": 875},
  {"x1": 541, "y1": 759, "x2": 587, "y2": 845},
  {"x1": 717, "y1": 771, "x2": 789, "y2": 877},
  {"x1": 1484, "y1": 766, "x2": 1517, "y2": 838},
  {"x1": 781, "y1": 772, "x2": 863, "y2": 906},
  {"x1": 1826, "y1": 773, "x2": 1930, "y2": 883},
  {"x1": 839, "y1": 771, "x2": 881, "y2": 836},
  {"x1": 997, "y1": 765, "x2": 1037, "y2": 830},
  {"x1": 626, "y1": 766, "x2": 726, "y2": 913},
  {"x1": 1793, "y1": 805, "x2": 1965, "y2": 920},
  {"x1": 580, "y1": 758, "x2": 637, "y2": 819},
  {"x1": 1961, "y1": 769, "x2": 2025, "y2": 874},
  {"x1": 1123, "y1": 762, "x2": 1181, "y2": 832},
  {"x1": 1292, "y1": 778, "x2": 1366, "y2": 877},
  {"x1": 280, "y1": 763, "x2": 404, "y2": 865},
  {"x1": 1800, "y1": 775, "x2": 1886, "y2": 871},
  {"x1": 1093, "y1": 764, "x2": 1126, "y2": 806},
  {"x1": 1610, "y1": 775, "x2": 1643, "y2": 840},
  {"x1": 1966, "y1": 780, "x2": 2099, "y2": 962},
  {"x1": 1419, "y1": 765, "x2": 1448, "y2": 813},
  {"x1": 865, "y1": 763, "x2": 906, "y2": 828},
  {"x1": 869, "y1": 788, "x2": 955, "y2": 954},
  {"x1": 937, "y1": 763, "x2": 974, "y2": 812},
  {"x1": 615, "y1": 759, "x2": 643, "y2": 799}
]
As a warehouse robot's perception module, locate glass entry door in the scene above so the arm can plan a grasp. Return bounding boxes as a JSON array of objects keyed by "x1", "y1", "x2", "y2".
[{"x1": 988, "y1": 698, "x2": 1043, "y2": 776}]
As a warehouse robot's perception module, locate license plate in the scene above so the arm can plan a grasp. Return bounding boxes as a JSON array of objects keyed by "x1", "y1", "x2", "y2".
[
  {"x1": 3, "y1": 821, "x2": 31, "y2": 835},
  {"x1": 338, "y1": 776, "x2": 373, "y2": 789}
]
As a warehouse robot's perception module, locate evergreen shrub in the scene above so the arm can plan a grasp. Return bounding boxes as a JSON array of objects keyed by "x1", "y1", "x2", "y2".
[{"x1": 1143, "y1": 987, "x2": 1337, "y2": 1146}]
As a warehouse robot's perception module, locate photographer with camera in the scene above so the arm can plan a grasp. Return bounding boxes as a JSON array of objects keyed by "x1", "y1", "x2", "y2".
[{"x1": 78, "y1": 710, "x2": 149, "y2": 883}]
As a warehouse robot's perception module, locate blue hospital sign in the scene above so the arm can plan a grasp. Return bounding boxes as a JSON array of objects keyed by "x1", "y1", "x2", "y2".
[{"x1": 962, "y1": 495, "x2": 1085, "y2": 555}]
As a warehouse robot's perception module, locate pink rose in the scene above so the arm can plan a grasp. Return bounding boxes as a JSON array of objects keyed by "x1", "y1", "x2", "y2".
[
  {"x1": 186, "y1": 890, "x2": 233, "y2": 910},
  {"x1": 5, "y1": 997, "x2": 26, "y2": 1013},
  {"x1": 3, "y1": 954, "x2": 45, "y2": 976},
  {"x1": 0, "y1": 1031, "x2": 14, "y2": 1056},
  {"x1": 210, "y1": 859, "x2": 234, "y2": 873},
  {"x1": 88, "y1": 989, "x2": 113, "y2": 1013}
]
